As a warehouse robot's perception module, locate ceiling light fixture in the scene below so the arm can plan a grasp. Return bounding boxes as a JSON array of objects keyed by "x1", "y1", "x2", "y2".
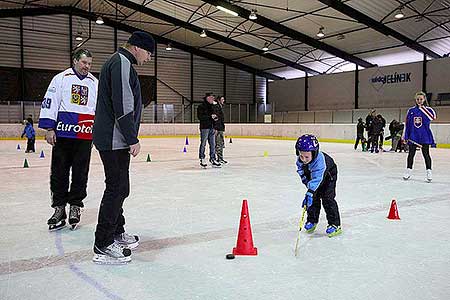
[
  {"x1": 262, "y1": 42, "x2": 269, "y2": 52},
  {"x1": 216, "y1": 5, "x2": 239, "y2": 17},
  {"x1": 249, "y1": 9, "x2": 257, "y2": 20},
  {"x1": 394, "y1": 9, "x2": 404, "y2": 19},
  {"x1": 75, "y1": 32, "x2": 83, "y2": 41},
  {"x1": 200, "y1": 29, "x2": 207, "y2": 38},
  {"x1": 316, "y1": 27, "x2": 325, "y2": 38},
  {"x1": 166, "y1": 43, "x2": 172, "y2": 51},
  {"x1": 95, "y1": 16, "x2": 104, "y2": 25}
]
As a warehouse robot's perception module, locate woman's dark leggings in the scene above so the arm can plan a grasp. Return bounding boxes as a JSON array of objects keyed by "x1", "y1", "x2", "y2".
[{"x1": 407, "y1": 144, "x2": 432, "y2": 169}]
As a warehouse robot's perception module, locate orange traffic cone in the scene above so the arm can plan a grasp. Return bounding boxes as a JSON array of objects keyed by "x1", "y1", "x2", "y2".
[
  {"x1": 232, "y1": 199, "x2": 258, "y2": 255},
  {"x1": 387, "y1": 199, "x2": 400, "y2": 220}
]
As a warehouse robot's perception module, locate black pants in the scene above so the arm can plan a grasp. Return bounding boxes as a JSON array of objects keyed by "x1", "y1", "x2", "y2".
[
  {"x1": 26, "y1": 137, "x2": 35, "y2": 152},
  {"x1": 366, "y1": 133, "x2": 373, "y2": 150},
  {"x1": 307, "y1": 180, "x2": 341, "y2": 227},
  {"x1": 50, "y1": 138, "x2": 92, "y2": 208},
  {"x1": 407, "y1": 144, "x2": 432, "y2": 169},
  {"x1": 95, "y1": 149, "x2": 130, "y2": 248},
  {"x1": 371, "y1": 134, "x2": 380, "y2": 151},
  {"x1": 379, "y1": 133, "x2": 384, "y2": 148},
  {"x1": 354, "y1": 136, "x2": 363, "y2": 149}
]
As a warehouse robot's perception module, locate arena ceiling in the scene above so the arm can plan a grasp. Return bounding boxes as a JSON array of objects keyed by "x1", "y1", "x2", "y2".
[{"x1": 1, "y1": 0, "x2": 449, "y2": 79}]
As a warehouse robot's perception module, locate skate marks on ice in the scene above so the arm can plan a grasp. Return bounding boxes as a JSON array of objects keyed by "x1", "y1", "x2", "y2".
[
  {"x1": 1, "y1": 192, "x2": 447, "y2": 275},
  {"x1": 54, "y1": 230, "x2": 125, "y2": 300}
]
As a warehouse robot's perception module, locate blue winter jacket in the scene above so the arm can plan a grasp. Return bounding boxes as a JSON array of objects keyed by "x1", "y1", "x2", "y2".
[
  {"x1": 22, "y1": 123, "x2": 35, "y2": 139},
  {"x1": 296, "y1": 151, "x2": 337, "y2": 195}
]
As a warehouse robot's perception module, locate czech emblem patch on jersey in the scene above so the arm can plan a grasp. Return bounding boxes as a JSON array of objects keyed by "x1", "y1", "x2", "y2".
[
  {"x1": 71, "y1": 84, "x2": 89, "y2": 106},
  {"x1": 414, "y1": 116, "x2": 422, "y2": 128}
]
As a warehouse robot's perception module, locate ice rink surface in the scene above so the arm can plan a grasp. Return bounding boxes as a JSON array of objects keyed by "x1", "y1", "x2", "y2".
[{"x1": 0, "y1": 137, "x2": 449, "y2": 300}]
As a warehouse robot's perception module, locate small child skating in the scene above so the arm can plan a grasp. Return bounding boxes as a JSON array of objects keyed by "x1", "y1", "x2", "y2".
[
  {"x1": 21, "y1": 119, "x2": 35, "y2": 153},
  {"x1": 295, "y1": 134, "x2": 342, "y2": 237}
]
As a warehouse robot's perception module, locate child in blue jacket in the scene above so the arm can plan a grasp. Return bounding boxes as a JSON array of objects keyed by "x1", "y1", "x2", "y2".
[
  {"x1": 296, "y1": 134, "x2": 342, "y2": 237},
  {"x1": 21, "y1": 119, "x2": 36, "y2": 153}
]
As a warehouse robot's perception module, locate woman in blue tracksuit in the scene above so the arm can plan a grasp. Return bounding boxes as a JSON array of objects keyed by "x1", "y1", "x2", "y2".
[
  {"x1": 403, "y1": 91, "x2": 436, "y2": 182},
  {"x1": 295, "y1": 134, "x2": 342, "y2": 237}
]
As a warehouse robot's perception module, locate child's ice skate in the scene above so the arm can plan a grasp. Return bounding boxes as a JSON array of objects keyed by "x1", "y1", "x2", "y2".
[
  {"x1": 48, "y1": 205, "x2": 67, "y2": 231},
  {"x1": 304, "y1": 222, "x2": 317, "y2": 233},
  {"x1": 326, "y1": 225, "x2": 342, "y2": 238},
  {"x1": 69, "y1": 205, "x2": 81, "y2": 230}
]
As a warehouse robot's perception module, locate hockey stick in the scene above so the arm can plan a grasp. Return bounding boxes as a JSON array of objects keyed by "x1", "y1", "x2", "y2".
[
  {"x1": 294, "y1": 206, "x2": 307, "y2": 257},
  {"x1": 407, "y1": 139, "x2": 422, "y2": 149}
]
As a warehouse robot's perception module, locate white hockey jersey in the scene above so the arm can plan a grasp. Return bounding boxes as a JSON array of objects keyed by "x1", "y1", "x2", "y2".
[{"x1": 38, "y1": 68, "x2": 98, "y2": 140}]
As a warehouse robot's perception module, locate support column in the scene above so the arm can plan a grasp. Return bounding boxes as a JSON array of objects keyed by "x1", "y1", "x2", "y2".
[
  {"x1": 355, "y1": 64, "x2": 359, "y2": 109},
  {"x1": 20, "y1": 16, "x2": 25, "y2": 119},
  {"x1": 304, "y1": 73, "x2": 308, "y2": 111}
]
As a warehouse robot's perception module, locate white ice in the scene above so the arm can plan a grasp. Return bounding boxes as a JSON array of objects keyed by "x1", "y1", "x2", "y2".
[{"x1": 0, "y1": 137, "x2": 449, "y2": 300}]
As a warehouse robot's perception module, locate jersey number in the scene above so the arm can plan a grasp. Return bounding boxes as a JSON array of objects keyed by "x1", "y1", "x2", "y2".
[{"x1": 41, "y1": 98, "x2": 51, "y2": 109}]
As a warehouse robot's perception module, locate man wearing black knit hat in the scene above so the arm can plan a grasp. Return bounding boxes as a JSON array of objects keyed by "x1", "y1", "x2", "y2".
[{"x1": 92, "y1": 31, "x2": 155, "y2": 264}]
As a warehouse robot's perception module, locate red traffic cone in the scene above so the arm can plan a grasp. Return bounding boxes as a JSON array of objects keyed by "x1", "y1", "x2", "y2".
[
  {"x1": 387, "y1": 199, "x2": 400, "y2": 220},
  {"x1": 232, "y1": 199, "x2": 257, "y2": 256}
]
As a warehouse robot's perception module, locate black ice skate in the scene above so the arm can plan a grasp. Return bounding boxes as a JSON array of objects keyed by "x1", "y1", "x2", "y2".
[
  {"x1": 209, "y1": 159, "x2": 222, "y2": 168},
  {"x1": 69, "y1": 205, "x2": 81, "y2": 230},
  {"x1": 199, "y1": 158, "x2": 207, "y2": 169},
  {"x1": 47, "y1": 205, "x2": 67, "y2": 231},
  {"x1": 218, "y1": 158, "x2": 228, "y2": 164},
  {"x1": 93, "y1": 242, "x2": 132, "y2": 265}
]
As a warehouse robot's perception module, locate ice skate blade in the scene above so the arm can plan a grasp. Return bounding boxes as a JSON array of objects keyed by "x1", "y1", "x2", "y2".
[
  {"x1": 70, "y1": 223, "x2": 79, "y2": 231},
  {"x1": 48, "y1": 221, "x2": 66, "y2": 232},
  {"x1": 92, "y1": 254, "x2": 131, "y2": 265},
  {"x1": 328, "y1": 229, "x2": 342, "y2": 238}
]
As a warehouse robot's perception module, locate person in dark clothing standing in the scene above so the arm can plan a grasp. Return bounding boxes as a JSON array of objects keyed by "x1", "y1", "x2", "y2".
[
  {"x1": 354, "y1": 117, "x2": 365, "y2": 150},
  {"x1": 377, "y1": 114, "x2": 386, "y2": 151},
  {"x1": 92, "y1": 31, "x2": 154, "y2": 264},
  {"x1": 365, "y1": 109, "x2": 375, "y2": 151},
  {"x1": 197, "y1": 93, "x2": 221, "y2": 168},
  {"x1": 370, "y1": 115, "x2": 384, "y2": 153},
  {"x1": 214, "y1": 96, "x2": 227, "y2": 164}
]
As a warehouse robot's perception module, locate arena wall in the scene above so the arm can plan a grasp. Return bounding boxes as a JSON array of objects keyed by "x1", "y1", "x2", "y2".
[{"x1": 2, "y1": 123, "x2": 450, "y2": 147}]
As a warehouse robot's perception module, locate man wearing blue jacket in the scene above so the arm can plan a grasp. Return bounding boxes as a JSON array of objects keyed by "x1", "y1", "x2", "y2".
[
  {"x1": 295, "y1": 134, "x2": 342, "y2": 238},
  {"x1": 92, "y1": 31, "x2": 154, "y2": 264}
]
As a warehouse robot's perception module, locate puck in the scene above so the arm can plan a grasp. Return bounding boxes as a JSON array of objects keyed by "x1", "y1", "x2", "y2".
[{"x1": 225, "y1": 253, "x2": 235, "y2": 260}]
